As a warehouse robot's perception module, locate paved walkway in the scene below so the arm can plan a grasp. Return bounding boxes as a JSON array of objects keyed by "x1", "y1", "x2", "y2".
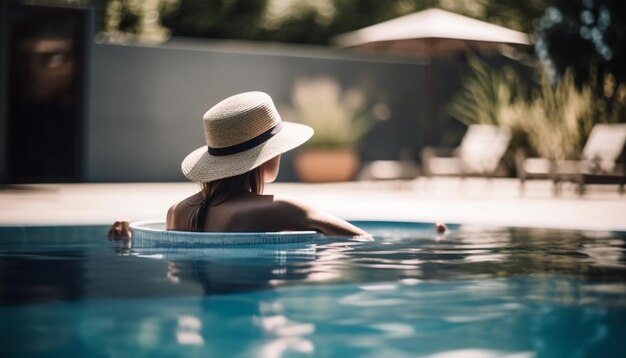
[{"x1": 1, "y1": 178, "x2": 625, "y2": 231}]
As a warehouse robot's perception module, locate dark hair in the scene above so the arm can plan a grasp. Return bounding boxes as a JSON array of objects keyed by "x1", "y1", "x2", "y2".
[{"x1": 189, "y1": 167, "x2": 264, "y2": 231}]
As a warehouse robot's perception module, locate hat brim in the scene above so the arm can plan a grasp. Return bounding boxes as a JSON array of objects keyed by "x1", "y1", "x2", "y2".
[{"x1": 181, "y1": 122, "x2": 313, "y2": 182}]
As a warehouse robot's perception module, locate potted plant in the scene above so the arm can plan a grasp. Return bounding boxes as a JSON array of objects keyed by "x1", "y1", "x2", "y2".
[{"x1": 285, "y1": 76, "x2": 378, "y2": 182}]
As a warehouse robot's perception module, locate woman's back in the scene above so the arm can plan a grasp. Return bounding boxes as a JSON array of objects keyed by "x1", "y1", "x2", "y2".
[
  {"x1": 167, "y1": 193, "x2": 271, "y2": 232},
  {"x1": 166, "y1": 193, "x2": 367, "y2": 236}
]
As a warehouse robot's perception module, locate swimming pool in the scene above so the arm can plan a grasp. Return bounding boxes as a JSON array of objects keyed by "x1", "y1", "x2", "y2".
[{"x1": 1, "y1": 221, "x2": 625, "y2": 357}]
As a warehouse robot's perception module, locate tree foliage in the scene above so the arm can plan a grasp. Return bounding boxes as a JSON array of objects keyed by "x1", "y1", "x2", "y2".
[
  {"x1": 160, "y1": 0, "x2": 268, "y2": 40},
  {"x1": 447, "y1": 55, "x2": 529, "y2": 127},
  {"x1": 97, "y1": 0, "x2": 552, "y2": 45},
  {"x1": 535, "y1": 0, "x2": 625, "y2": 88},
  {"x1": 449, "y1": 55, "x2": 623, "y2": 160}
]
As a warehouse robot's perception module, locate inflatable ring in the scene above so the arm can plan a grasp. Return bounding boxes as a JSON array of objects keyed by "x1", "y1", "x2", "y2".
[{"x1": 129, "y1": 220, "x2": 322, "y2": 246}]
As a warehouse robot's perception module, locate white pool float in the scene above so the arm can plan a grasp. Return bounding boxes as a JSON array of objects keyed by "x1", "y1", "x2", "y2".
[{"x1": 129, "y1": 220, "x2": 322, "y2": 246}]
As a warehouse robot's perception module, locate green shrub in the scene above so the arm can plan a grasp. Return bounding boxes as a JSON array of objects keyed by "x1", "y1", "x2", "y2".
[
  {"x1": 448, "y1": 56, "x2": 625, "y2": 161},
  {"x1": 283, "y1": 76, "x2": 378, "y2": 150}
]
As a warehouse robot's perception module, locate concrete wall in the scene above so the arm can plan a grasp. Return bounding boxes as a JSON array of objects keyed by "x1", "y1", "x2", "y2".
[{"x1": 87, "y1": 39, "x2": 467, "y2": 182}]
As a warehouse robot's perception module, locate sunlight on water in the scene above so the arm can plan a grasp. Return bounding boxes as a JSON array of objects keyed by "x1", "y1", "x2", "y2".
[
  {"x1": 0, "y1": 223, "x2": 625, "y2": 356},
  {"x1": 176, "y1": 315, "x2": 204, "y2": 346}
]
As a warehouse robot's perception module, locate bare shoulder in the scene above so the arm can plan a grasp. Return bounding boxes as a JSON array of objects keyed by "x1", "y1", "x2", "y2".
[
  {"x1": 269, "y1": 197, "x2": 312, "y2": 216},
  {"x1": 168, "y1": 194, "x2": 197, "y2": 214},
  {"x1": 230, "y1": 197, "x2": 310, "y2": 232},
  {"x1": 268, "y1": 196, "x2": 368, "y2": 237},
  {"x1": 167, "y1": 202, "x2": 177, "y2": 216},
  {"x1": 166, "y1": 201, "x2": 180, "y2": 230},
  {"x1": 166, "y1": 194, "x2": 199, "y2": 230}
]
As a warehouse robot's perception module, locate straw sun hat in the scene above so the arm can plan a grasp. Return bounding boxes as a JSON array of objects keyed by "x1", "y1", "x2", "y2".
[{"x1": 182, "y1": 91, "x2": 314, "y2": 182}]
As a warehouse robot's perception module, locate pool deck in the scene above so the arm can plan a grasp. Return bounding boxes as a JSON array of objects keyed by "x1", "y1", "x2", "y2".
[{"x1": 1, "y1": 178, "x2": 625, "y2": 231}]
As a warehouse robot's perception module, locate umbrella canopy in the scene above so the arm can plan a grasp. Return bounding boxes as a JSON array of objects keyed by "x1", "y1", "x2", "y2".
[
  {"x1": 333, "y1": 8, "x2": 532, "y2": 148},
  {"x1": 334, "y1": 8, "x2": 531, "y2": 57}
]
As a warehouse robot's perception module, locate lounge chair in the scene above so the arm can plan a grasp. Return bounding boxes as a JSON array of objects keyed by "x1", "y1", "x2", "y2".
[
  {"x1": 421, "y1": 124, "x2": 511, "y2": 178},
  {"x1": 515, "y1": 147, "x2": 556, "y2": 194},
  {"x1": 516, "y1": 123, "x2": 626, "y2": 195},
  {"x1": 358, "y1": 159, "x2": 420, "y2": 189}
]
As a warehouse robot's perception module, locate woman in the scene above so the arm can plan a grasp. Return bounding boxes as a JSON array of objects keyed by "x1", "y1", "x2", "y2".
[{"x1": 109, "y1": 91, "x2": 366, "y2": 239}]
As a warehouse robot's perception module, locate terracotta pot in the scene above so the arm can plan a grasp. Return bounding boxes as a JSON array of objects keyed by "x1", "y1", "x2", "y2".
[{"x1": 293, "y1": 149, "x2": 359, "y2": 183}]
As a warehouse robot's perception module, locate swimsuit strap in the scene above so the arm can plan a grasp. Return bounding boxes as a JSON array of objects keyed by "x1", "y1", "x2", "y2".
[{"x1": 195, "y1": 197, "x2": 211, "y2": 232}]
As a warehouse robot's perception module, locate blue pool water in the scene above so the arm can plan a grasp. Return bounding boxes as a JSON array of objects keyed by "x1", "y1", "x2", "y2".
[{"x1": 1, "y1": 221, "x2": 625, "y2": 357}]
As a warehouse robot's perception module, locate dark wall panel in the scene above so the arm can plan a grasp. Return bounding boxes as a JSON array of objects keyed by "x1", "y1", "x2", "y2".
[{"x1": 88, "y1": 40, "x2": 467, "y2": 182}]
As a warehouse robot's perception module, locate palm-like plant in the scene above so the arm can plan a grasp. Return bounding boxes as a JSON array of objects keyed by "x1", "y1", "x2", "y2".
[
  {"x1": 285, "y1": 76, "x2": 376, "y2": 150},
  {"x1": 447, "y1": 56, "x2": 616, "y2": 161}
]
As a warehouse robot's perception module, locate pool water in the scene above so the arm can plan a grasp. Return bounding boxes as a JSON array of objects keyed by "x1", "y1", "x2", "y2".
[{"x1": 1, "y1": 221, "x2": 625, "y2": 357}]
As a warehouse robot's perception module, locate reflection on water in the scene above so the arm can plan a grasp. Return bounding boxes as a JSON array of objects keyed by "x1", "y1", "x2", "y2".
[
  {"x1": 175, "y1": 315, "x2": 204, "y2": 346},
  {"x1": 0, "y1": 250, "x2": 86, "y2": 305},
  {"x1": 0, "y1": 224, "x2": 625, "y2": 356},
  {"x1": 0, "y1": 224, "x2": 625, "y2": 302}
]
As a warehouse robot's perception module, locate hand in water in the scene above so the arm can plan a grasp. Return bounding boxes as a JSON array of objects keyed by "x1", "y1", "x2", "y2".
[{"x1": 108, "y1": 220, "x2": 132, "y2": 240}]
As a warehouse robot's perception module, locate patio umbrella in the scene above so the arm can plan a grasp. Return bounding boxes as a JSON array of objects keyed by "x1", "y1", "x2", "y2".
[
  {"x1": 333, "y1": 8, "x2": 531, "y2": 146},
  {"x1": 334, "y1": 8, "x2": 530, "y2": 56}
]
